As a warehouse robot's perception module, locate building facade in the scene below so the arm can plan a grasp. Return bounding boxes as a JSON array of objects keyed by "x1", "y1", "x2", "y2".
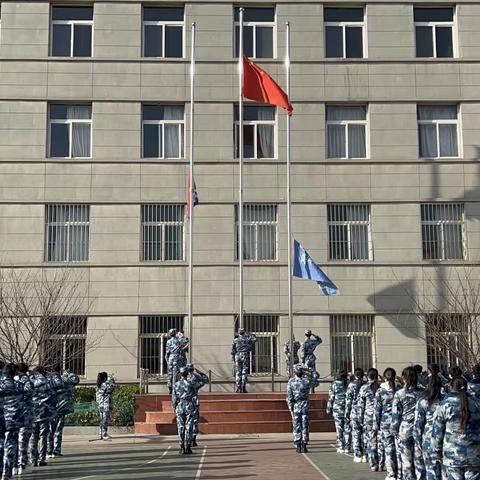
[{"x1": 0, "y1": 0, "x2": 478, "y2": 389}]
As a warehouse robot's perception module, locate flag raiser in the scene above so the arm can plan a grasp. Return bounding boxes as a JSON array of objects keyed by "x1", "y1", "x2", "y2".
[
  {"x1": 242, "y1": 55, "x2": 293, "y2": 115},
  {"x1": 186, "y1": 175, "x2": 198, "y2": 219}
]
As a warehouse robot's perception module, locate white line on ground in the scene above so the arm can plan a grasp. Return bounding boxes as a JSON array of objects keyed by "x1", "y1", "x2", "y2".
[
  {"x1": 195, "y1": 446, "x2": 207, "y2": 480},
  {"x1": 302, "y1": 452, "x2": 333, "y2": 480},
  {"x1": 329, "y1": 443, "x2": 354, "y2": 459},
  {"x1": 146, "y1": 445, "x2": 171, "y2": 464}
]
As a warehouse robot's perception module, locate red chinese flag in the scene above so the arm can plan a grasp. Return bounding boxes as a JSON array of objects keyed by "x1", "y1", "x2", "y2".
[{"x1": 242, "y1": 55, "x2": 293, "y2": 116}]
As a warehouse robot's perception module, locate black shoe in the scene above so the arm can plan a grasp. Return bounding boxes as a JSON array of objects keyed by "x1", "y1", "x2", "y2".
[
  {"x1": 295, "y1": 442, "x2": 301, "y2": 453},
  {"x1": 302, "y1": 443, "x2": 308, "y2": 453},
  {"x1": 242, "y1": 387, "x2": 248, "y2": 393},
  {"x1": 192, "y1": 438, "x2": 198, "y2": 447},
  {"x1": 235, "y1": 387, "x2": 241, "y2": 393},
  {"x1": 38, "y1": 461, "x2": 48, "y2": 467},
  {"x1": 53, "y1": 452, "x2": 63, "y2": 458},
  {"x1": 169, "y1": 387, "x2": 173, "y2": 395},
  {"x1": 185, "y1": 445, "x2": 193, "y2": 454}
]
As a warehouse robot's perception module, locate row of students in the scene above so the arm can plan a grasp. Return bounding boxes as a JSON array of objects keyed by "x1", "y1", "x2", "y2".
[{"x1": 327, "y1": 363, "x2": 480, "y2": 480}]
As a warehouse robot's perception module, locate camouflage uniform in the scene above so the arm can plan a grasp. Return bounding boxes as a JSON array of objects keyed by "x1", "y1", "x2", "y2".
[
  {"x1": 391, "y1": 386, "x2": 424, "y2": 480},
  {"x1": 414, "y1": 395, "x2": 443, "y2": 480},
  {"x1": 96, "y1": 377, "x2": 116, "y2": 439},
  {"x1": 165, "y1": 337, "x2": 188, "y2": 391},
  {"x1": 468, "y1": 379, "x2": 480, "y2": 399},
  {"x1": 231, "y1": 334, "x2": 257, "y2": 392},
  {"x1": 375, "y1": 382, "x2": 401, "y2": 479},
  {"x1": 358, "y1": 381, "x2": 380, "y2": 469},
  {"x1": 172, "y1": 377, "x2": 196, "y2": 448},
  {"x1": 326, "y1": 379, "x2": 348, "y2": 450},
  {"x1": 0, "y1": 374, "x2": 5, "y2": 470},
  {"x1": 346, "y1": 379, "x2": 367, "y2": 457},
  {"x1": 17, "y1": 373, "x2": 33, "y2": 470},
  {"x1": 284, "y1": 340, "x2": 301, "y2": 372},
  {"x1": 187, "y1": 371, "x2": 209, "y2": 444},
  {"x1": 430, "y1": 392, "x2": 480, "y2": 480},
  {"x1": 28, "y1": 371, "x2": 53, "y2": 466},
  {"x1": 299, "y1": 335, "x2": 322, "y2": 372},
  {"x1": 46, "y1": 372, "x2": 66, "y2": 456}
]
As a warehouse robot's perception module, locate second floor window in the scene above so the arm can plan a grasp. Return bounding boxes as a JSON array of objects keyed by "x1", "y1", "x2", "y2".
[
  {"x1": 143, "y1": 105, "x2": 184, "y2": 158},
  {"x1": 51, "y1": 6, "x2": 93, "y2": 57},
  {"x1": 418, "y1": 105, "x2": 458, "y2": 158},
  {"x1": 234, "y1": 7, "x2": 275, "y2": 58},
  {"x1": 326, "y1": 105, "x2": 367, "y2": 158},
  {"x1": 414, "y1": 7, "x2": 454, "y2": 58},
  {"x1": 234, "y1": 105, "x2": 275, "y2": 159},
  {"x1": 324, "y1": 7, "x2": 364, "y2": 58},
  {"x1": 49, "y1": 104, "x2": 92, "y2": 158},
  {"x1": 46, "y1": 204, "x2": 90, "y2": 262},
  {"x1": 143, "y1": 7, "x2": 184, "y2": 58},
  {"x1": 142, "y1": 204, "x2": 185, "y2": 261}
]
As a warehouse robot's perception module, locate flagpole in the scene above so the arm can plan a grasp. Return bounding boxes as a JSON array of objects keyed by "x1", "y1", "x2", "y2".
[
  {"x1": 286, "y1": 21, "x2": 294, "y2": 378},
  {"x1": 188, "y1": 22, "x2": 196, "y2": 363},
  {"x1": 239, "y1": 8, "x2": 244, "y2": 330}
]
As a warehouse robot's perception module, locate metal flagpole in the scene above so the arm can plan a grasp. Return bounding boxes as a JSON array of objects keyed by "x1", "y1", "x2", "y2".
[
  {"x1": 286, "y1": 21, "x2": 294, "y2": 378},
  {"x1": 188, "y1": 22, "x2": 196, "y2": 362},
  {"x1": 239, "y1": 8, "x2": 244, "y2": 330}
]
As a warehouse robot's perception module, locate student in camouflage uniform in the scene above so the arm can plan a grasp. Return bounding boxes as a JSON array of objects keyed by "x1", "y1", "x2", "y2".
[
  {"x1": 186, "y1": 363, "x2": 208, "y2": 447},
  {"x1": 326, "y1": 370, "x2": 349, "y2": 453},
  {"x1": 284, "y1": 338, "x2": 301, "y2": 372},
  {"x1": 392, "y1": 366, "x2": 424, "y2": 480},
  {"x1": 468, "y1": 364, "x2": 480, "y2": 399},
  {"x1": 430, "y1": 376, "x2": 480, "y2": 480},
  {"x1": 28, "y1": 366, "x2": 52, "y2": 467},
  {"x1": 299, "y1": 330, "x2": 322, "y2": 373},
  {"x1": 287, "y1": 364, "x2": 316, "y2": 453},
  {"x1": 374, "y1": 367, "x2": 400, "y2": 480},
  {"x1": 165, "y1": 329, "x2": 188, "y2": 394},
  {"x1": 172, "y1": 366, "x2": 196, "y2": 455},
  {"x1": 414, "y1": 372, "x2": 444, "y2": 480},
  {"x1": 46, "y1": 364, "x2": 66, "y2": 458},
  {"x1": 414, "y1": 364, "x2": 428, "y2": 388},
  {"x1": 446, "y1": 366, "x2": 465, "y2": 393},
  {"x1": 95, "y1": 372, "x2": 116, "y2": 440},
  {"x1": 16, "y1": 363, "x2": 33, "y2": 475},
  {"x1": 231, "y1": 329, "x2": 257, "y2": 393},
  {"x1": 345, "y1": 368, "x2": 366, "y2": 462}
]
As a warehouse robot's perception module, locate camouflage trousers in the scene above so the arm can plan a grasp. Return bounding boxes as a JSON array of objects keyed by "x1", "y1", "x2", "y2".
[
  {"x1": 364, "y1": 424, "x2": 379, "y2": 469},
  {"x1": 343, "y1": 418, "x2": 352, "y2": 451},
  {"x1": 333, "y1": 415, "x2": 347, "y2": 450},
  {"x1": 3, "y1": 429, "x2": 19, "y2": 477},
  {"x1": 351, "y1": 420, "x2": 364, "y2": 457},
  {"x1": 167, "y1": 355, "x2": 186, "y2": 390},
  {"x1": 0, "y1": 417, "x2": 5, "y2": 467},
  {"x1": 18, "y1": 425, "x2": 32, "y2": 467},
  {"x1": 192, "y1": 399, "x2": 200, "y2": 439},
  {"x1": 99, "y1": 410, "x2": 111, "y2": 438},
  {"x1": 444, "y1": 468, "x2": 480, "y2": 480},
  {"x1": 175, "y1": 401, "x2": 195, "y2": 446},
  {"x1": 291, "y1": 400, "x2": 310, "y2": 444},
  {"x1": 395, "y1": 436, "x2": 404, "y2": 480},
  {"x1": 397, "y1": 435, "x2": 416, "y2": 480},
  {"x1": 28, "y1": 420, "x2": 49, "y2": 464},
  {"x1": 234, "y1": 353, "x2": 250, "y2": 390},
  {"x1": 381, "y1": 434, "x2": 398, "y2": 479},
  {"x1": 47, "y1": 415, "x2": 65, "y2": 455},
  {"x1": 416, "y1": 444, "x2": 442, "y2": 480}
]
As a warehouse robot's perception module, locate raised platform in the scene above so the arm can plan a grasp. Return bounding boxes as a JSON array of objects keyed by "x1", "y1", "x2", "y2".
[{"x1": 135, "y1": 392, "x2": 334, "y2": 435}]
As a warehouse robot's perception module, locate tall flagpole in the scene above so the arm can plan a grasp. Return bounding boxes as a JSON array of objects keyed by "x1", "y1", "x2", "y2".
[
  {"x1": 188, "y1": 22, "x2": 196, "y2": 362},
  {"x1": 239, "y1": 8, "x2": 244, "y2": 330},
  {"x1": 286, "y1": 21, "x2": 294, "y2": 378}
]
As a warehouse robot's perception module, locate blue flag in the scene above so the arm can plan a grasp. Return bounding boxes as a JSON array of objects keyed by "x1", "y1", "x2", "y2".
[{"x1": 293, "y1": 240, "x2": 339, "y2": 296}]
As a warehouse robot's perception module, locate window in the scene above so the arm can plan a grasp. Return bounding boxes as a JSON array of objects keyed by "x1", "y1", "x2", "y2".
[
  {"x1": 418, "y1": 105, "x2": 459, "y2": 158},
  {"x1": 234, "y1": 105, "x2": 275, "y2": 159},
  {"x1": 426, "y1": 314, "x2": 468, "y2": 372},
  {"x1": 328, "y1": 205, "x2": 372, "y2": 261},
  {"x1": 324, "y1": 7, "x2": 365, "y2": 58},
  {"x1": 139, "y1": 316, "x2": 184, "y2": 375},
  {"x1": 421, "y1": 203, "x2": 465, "y2": 260},
  {"x1": 48, "y1": 104, "x2": 92, "y2": 158},
  {"x1": 414, "y1": 7, "x2": 454, "y2": 58},
  {"x1": 234, "y1": 314, "x2": 279, "y2": 374},
  {"x1": 43, "y1": 317, "x2": 87, "y2": 376},
  {"x1": 46, "y1": 205, "x2": 90, "y2": 262},
  {"x1": 330, "y1": 314, "x2": 375, "y2": 373},
  {"x1": 234, "y1": 7, "x2": 275, "y2": 58},
  {"x1": 326, "y1": 105, "x2": 367, "y2": 158},
  {"x1": 141, "y1": 204, "x2": 185, "y2": 261},
  {"x1": 51, "y1": 6, "x2": 93, "y2": 57},
  {"x1": 143, "y1": 105, "x2": 184, "y2": 158},
  {"x1": 143, "y1": 7, "x2": 184, "y2": 58},
  {"x1": 235, "y1": 204, "x2": 277, "y2": 261}
]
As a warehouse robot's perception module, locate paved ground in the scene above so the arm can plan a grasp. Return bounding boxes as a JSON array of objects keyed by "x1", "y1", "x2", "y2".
[{"x1": 19, "y1": 433, "x2": 376, "y2": 480}]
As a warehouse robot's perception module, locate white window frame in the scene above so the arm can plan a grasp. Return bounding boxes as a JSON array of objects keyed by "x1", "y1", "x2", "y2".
[
  {"x1": 50, "y1": 9, "x2": 94, "y2": 57},
  {"x1": 142, "y1": 9, "x2": 185, "y2": 58},
  {"x1": 418, "y1": 105, "x2": 460, "y2": 159},
  {"x1": 234, "y1": 8, "x2": 277, "y2": 59},
  {"x1": 414, "y1": 7, "x2": 457, "y2": 58},
  {"x1": 142, "y1": 110, "x2": 185, "y2": 159}
]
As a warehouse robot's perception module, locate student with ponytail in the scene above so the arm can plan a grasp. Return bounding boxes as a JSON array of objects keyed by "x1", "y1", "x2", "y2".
[
  {"x1": 431, "y1": 376, "x2": 480, "y2": 480},
  {"x1": 345, "y1": 368, "x2": 366, "y2": 462},
  {"x1": 326, "y1": 370, "x2": 350, "y2": 453}
]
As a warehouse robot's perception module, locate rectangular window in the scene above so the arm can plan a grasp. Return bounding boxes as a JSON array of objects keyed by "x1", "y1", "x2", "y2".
[
  {"x1": 421, "y1": 203, "x2": 465, "y2": 260},
  {"x1": 234, "y1": 105, "x2": 276, "y2": 159},
  {"x1": 43, "y1": 316, "x2": 88, "y2": 376},
  {"x1": 48, "y1": 104, "x2": 92, "y2": 158},
  {"x1": 143, "y1": 105, "x2": 184, "y2": 158},
  {"x1": 139, "y1": 316, "x2": 185, "y2": 375},
  {"x1": 418, "y1": 105, "x2": 459, "y2": 158},
  {"x1": 426, "y1": 314, "x2": 468, "y2": 371},
  {"x1": 51, "y1": 6, "x2": 93, "y2": 57},
  {"x1": 143, "y1": 7, "x2": 184, "y2": 58},
  {"x1": 234, "y1": 7, "x2": 275, "y2": 58},
  {"x1": 414, "y1": 7, "x2": 454, "y2": 58},
  {"x1": 328, "y1": 205, "x2": 372, "y2": 261},
  {"x1": 330, "y1": 314, "x2": 375, "y2": 373},
  {"x1": 234, "y1": 314, "x2": 279, "y2": 374},
  {"x1": 235, "y1": 204, "x2": 277, "y2": 261},
  {"x1": 141, "y1": 204, "x2": 185, "y2": 261},
  {"x1": 46, "y1": 205, "x2": 90, "y2": 262},
  {"x1": 324, "y1": 7, "x2": 365, "y2": 58},
  {"x1": 326, "y1": 105, "x2": 367, "y2": 158}
]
